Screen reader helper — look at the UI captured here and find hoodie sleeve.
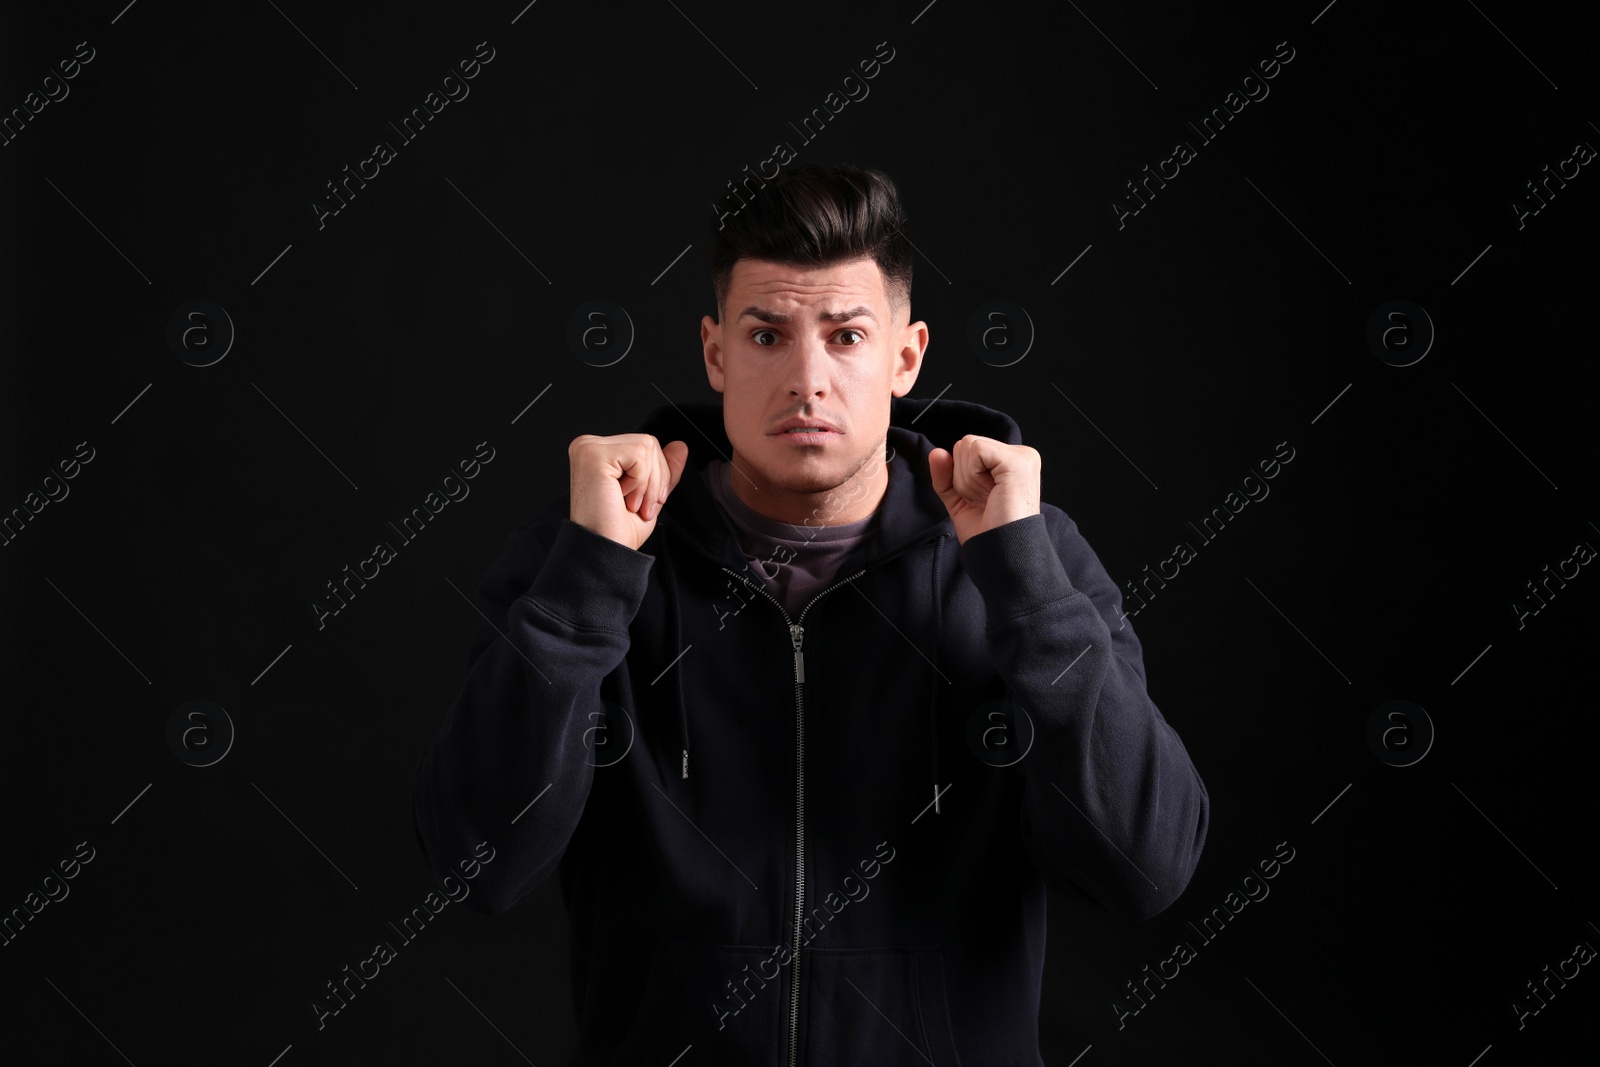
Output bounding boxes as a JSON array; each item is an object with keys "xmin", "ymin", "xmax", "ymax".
[
  {"xmin": 410, "ymin": 505, "xmax": 656, "ymax": 914},
  {"xmin": 957, "ymin": 508, "xmax": 1209, "ymax": 922}
]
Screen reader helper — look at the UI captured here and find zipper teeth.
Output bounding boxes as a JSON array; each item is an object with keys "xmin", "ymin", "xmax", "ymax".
[
  {"xmin": 721, "ymin": 566, "xmax": 867, "ymax": 1067},
  {"xmin": 792, "ymin": 646, "xmax": 805, "ymax": 1067}
]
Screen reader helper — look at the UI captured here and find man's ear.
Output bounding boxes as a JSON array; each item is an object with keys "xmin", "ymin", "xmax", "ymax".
[
  {"xmin": 702, "ymin": 314, "xmax": 726, "ymax": 393},
  {"xmin": 890, "ymin": 319, "xmax": 929, "ymax": 397}
]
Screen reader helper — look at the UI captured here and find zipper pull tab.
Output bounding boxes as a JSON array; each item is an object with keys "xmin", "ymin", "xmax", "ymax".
[
  {"xmin": 682, "ymin": 749, "xmax": 689, "ymax": 779},
  {"xmin": 789, "ymin": 623, "xmax": 805, "ymax": 683}
]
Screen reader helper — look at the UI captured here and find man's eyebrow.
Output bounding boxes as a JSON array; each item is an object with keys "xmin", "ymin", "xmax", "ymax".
[{"xmin": 736, "ymin": 305, "xmax": 879, "ymax": 325}]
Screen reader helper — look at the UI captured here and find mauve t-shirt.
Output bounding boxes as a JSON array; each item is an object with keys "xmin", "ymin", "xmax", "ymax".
[{"xmin": 703, "ymin": 456, "xmax": 889, "ymax": 619}]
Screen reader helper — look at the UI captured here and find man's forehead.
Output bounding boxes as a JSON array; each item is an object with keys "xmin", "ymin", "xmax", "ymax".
[{"xmin": 727, "ymin": 257, "xmax": 887, "ymax": 308}]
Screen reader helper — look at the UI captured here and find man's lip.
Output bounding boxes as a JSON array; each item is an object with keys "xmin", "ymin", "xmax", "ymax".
[{"xmin": 771, "ymin": 419, "xmax": 841, "ymax": 433}]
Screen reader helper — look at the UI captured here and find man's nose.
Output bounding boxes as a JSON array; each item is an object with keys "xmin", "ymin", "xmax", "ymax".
[{"xmin": 788, "ymin": 337, "xmax": 829, "ymax": 399}]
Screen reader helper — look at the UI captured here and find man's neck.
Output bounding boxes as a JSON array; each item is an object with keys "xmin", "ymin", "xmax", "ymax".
[{"xmin": 725, "ymin": 445, "xmax": 891, "ymax": 526}]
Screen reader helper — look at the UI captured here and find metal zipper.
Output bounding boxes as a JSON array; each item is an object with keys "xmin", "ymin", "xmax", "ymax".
[{"xmin": 720, "ymin": 564, "xmax": 867, "ymax": 1067}]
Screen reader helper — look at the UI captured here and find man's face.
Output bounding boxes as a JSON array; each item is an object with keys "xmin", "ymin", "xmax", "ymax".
[{"xmin": 701, "ymin": 256, "xmax": 927, "ymax": 516}]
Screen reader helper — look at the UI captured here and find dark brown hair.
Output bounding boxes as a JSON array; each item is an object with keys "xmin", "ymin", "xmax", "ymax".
[{"xmin": 709, "ymin": 161, "xmax": 913, "ymax": 322}]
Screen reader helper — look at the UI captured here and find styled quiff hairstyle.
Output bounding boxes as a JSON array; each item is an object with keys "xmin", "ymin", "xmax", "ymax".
[{"xmin": 709, "ymin": 161, "xmax": 913, "ymax": 323}]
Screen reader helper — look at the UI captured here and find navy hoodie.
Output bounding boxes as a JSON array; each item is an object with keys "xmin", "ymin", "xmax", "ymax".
[{"xmin": 411, "ymin": 394, "xmax": 1210, "ymax": 1066}]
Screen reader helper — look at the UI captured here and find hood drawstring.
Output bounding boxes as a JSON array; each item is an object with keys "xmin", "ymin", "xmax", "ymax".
[
  {"xmin": 660, "ymin": 542, "xmax": 692, "ymax": 780},
  {"xmin": 666, "ymin": 444, "xmax": 953, "ymax": 792},
  {"xmin": 929, "ymin": 532, "xmax": 946, "ymax": 814}
]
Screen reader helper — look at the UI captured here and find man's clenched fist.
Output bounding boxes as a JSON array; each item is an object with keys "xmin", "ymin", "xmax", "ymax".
[{"xmin": 568, "ymin": 434, "xmax": 689, "ymax": 551}]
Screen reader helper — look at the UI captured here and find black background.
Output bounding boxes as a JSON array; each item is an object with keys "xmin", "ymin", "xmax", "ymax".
[{"xmin": 2, "ymin": 0, "xmax": 1595, "ymax": 1064}]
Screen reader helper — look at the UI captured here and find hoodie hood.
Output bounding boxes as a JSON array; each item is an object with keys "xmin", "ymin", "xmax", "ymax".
[
  {"xmin": 632, "ymin": 392, "xmax": 1025, "ymax": 795},
  {"xmin": 635, "ymin": 393, "xmax": 1024, "ymax": 575}
]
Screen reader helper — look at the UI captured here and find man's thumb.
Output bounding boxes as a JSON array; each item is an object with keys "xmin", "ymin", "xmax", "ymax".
[
  {"xmin": 664, "ymin": 440, "xmax": 690, "ymax": 491},
  {"xmin": 928, "ymin": 447, "xmax": 956, "ymax": 503}
]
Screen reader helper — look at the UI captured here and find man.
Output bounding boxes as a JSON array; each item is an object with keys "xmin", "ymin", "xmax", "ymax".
[{"xmin": 411, "ymin": 161, "xmax": 1209, "ymax": 1065}]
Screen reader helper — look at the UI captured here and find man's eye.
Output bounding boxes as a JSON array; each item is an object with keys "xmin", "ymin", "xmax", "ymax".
[
  {"xmin": 835, "ymin": 328, "xmax": 866, "ymax": 345},
  {"xmin": 752, "ymin": 329, "xmax": 779, "ymax": 346}
]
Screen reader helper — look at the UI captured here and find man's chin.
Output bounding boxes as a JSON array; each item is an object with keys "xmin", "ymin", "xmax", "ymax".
[{"xmin": 753, "ymin": 453, "xmax": 849, "ymax": 495}]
